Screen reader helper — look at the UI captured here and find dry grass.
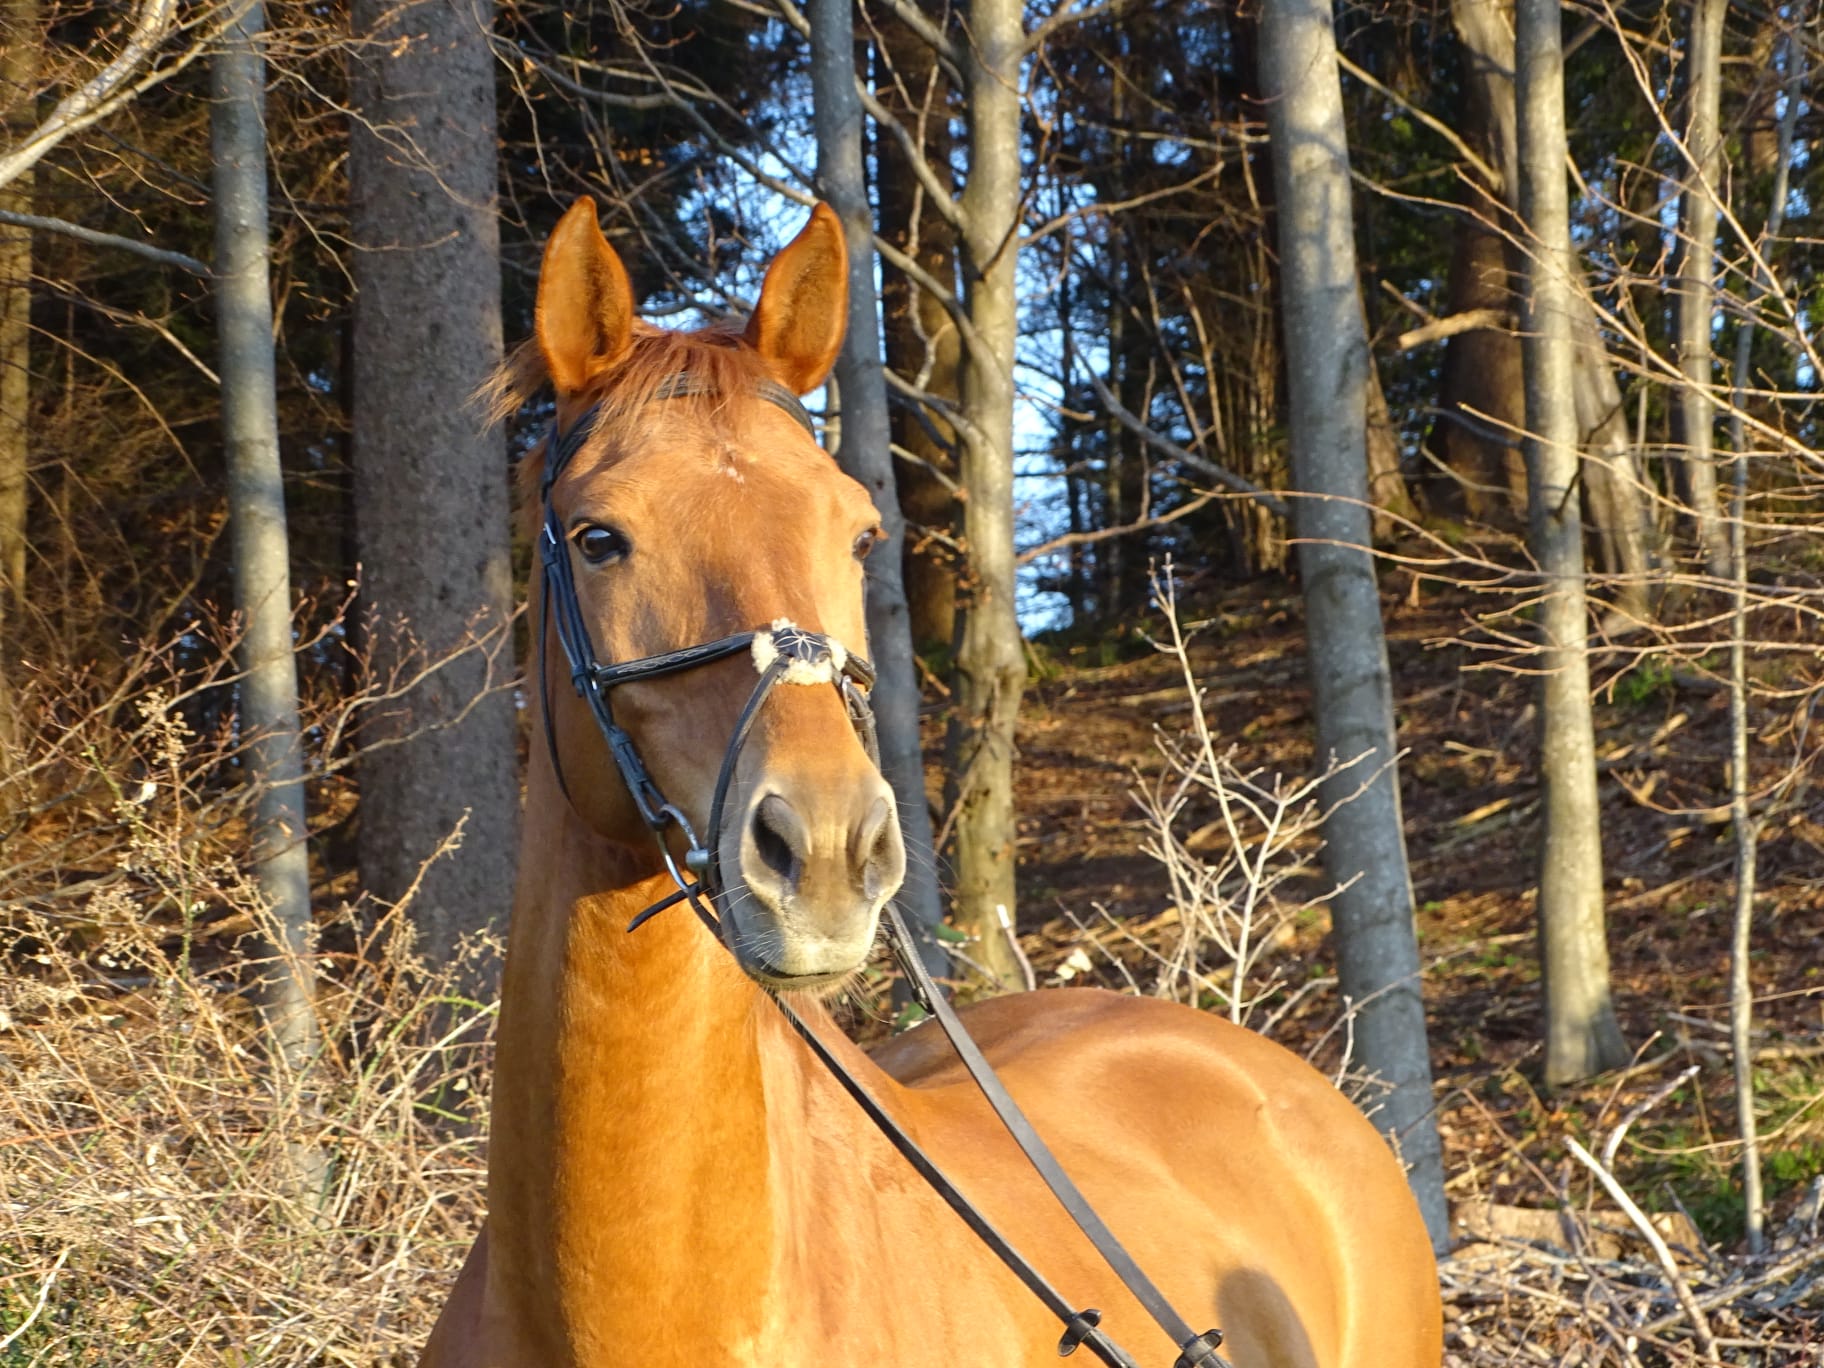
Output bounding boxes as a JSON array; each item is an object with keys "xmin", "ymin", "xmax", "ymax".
[
  {"xmin": 0, "ymin": 903, "xmax": 493, "ymax": 1366},
  {"xmin": 0, "ymin": 632, "xmax": 489, "ymax": 1366}
]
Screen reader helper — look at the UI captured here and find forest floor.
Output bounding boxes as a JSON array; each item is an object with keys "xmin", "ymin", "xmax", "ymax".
[{"xmin": 938, "ymin": 568, "xmax": 1824, "ymax": 1362}]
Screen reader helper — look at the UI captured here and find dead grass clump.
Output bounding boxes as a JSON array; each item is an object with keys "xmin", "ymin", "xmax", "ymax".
[
  {"xmin": 0, "ymin": 627, "xmax": 490, "ymax": 1364},
  {"xmin": 0, "ymin": 905, "xmax": 493, "ymax": 1365}
]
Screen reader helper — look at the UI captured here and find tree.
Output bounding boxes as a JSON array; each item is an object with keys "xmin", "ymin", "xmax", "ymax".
[
  {"xmin": 348, "ymin": 0, "xmax": 518, "ymax": 979},
  {"xmin": 943, "ymin": 0, "xmax": 1027, "ymax": 986},
  {"xmin": 808, "ymin": 0, "xmax": 947, "ymax": 982},
  {"xmin": 874, "ymin": 8, "xmax": 962, "ymax": 654},
  {"xmin": 1673, "ymin": 0, "xmax": 1730, "ymax": 578},
  {"xmin": 1513, "ymin": 0, "xmax": 1629, "ymax": 1087},
  {"xmin": 1444, "ymin": 0, "xmax": 1657, "ymax": 622},
  {"xmin": 1259, "ymin": 0, "xmax": 1447, "ymax": 1249},
  {"xmin": 211, "ymin": 0, "xmax": 326, "ymax": 1206},
  {"xmin": 0, "ymin": 0, "xmax": 32, "ymax": 746}
]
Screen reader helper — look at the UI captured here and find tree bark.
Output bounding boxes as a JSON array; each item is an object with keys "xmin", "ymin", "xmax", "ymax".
[
  {"xmin": 211, "ymin": 0, "xmax": 327, "ymax": 1211},
  {"xmin": 1673, "ymin": 0, "xmax": 1730, "ymax": 578},
  {"xmin": 944, "ymin": 0, "xmax": 1026, "ymax": 988},
  {"xmin": 0, "ymin": 0, "xmax": 35, "ymax": 747},
  {"xmin": 1448, "ymin": 0, "xmax": 1657, "ymax": 620},
  {"xmin": 808, "ymin": 0, "xmax": 948, "ymax": 985},
  {"xmin": 876, "ymin": 12, "xmax": 962, "ymax": 653},
  {"xmin": 1260, "ymin": 0, "xmax": 1448, "ymax": 1251},
  {"xmin": 1513, "ymin": 0, "xmax": 1629, "ymax": 1088},
  {"xmin": 349, "ymin": 0, "xmax": 516, "ymax": 983}
]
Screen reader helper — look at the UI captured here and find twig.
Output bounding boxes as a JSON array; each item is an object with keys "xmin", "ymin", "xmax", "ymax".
[
  {"xmin": 1563, "ymin": 1136, "xmax": 1719, "ymax": 1359},
  {"xmin": 0, "ymin": 1246, "xmax": 71, "ymax": 1352}
]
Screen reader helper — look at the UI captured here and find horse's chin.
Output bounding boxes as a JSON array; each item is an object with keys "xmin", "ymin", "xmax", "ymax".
[{"xmin": 717, "ymin": 886, "xmax": 882, "ymax": 991}]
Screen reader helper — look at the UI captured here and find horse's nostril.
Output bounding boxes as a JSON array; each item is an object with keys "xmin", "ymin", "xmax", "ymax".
[{"xmin": 750, "ymin": 793, "xmax": 804, "ymax": 888}]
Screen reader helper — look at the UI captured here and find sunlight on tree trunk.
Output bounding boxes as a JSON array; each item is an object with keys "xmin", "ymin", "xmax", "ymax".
[
  {"xmin": 1260, "ymin": 0, "xmax": 1447, "ymax": 1250},
  {"xmin": 211, "ymin": 0, "xmax": 327, "ymax": 1215},
  {"xmin": 1513, "ymin": 0, "xmax": 1629, "ymax": 1088},
  {"xmin": 809, "ymin": 0, "xmax": 947, "ymax": 986},
  {"xmin": 349, "ymin": 0, "xmax": 516, "ymax": 985},
  {"xmin": 1451, "ymin": 0, "xmax": 1656, "ymax": 622},
  {"xmin": 0, "ymin": 0, "xmax": 34, "ymax": 751},
  {"xmin": 945, "ymin": 0, "xmax": 1026, "ymax": 989},
  {"xmin": 1721, "ymin": 10, "xmax": 1804, "ymax": 1259},
  {"xmin": 1673, "ymin": 0, "xmax": 1730, "ymax": 579}
]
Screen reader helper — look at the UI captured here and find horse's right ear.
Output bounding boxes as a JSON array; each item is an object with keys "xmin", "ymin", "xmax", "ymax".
[{"xmin": 536, "ymin": 197, "xmax": 635, "ymax": 396}]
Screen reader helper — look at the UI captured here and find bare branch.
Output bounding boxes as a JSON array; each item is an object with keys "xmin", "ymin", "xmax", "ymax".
[
  {"xmin": 0, "ymin": 207, "xmax": 207, "ymax": 275},
  {"xmin": 1087, "ymin": 371, "xmax": 1289, "ymax": 519}
]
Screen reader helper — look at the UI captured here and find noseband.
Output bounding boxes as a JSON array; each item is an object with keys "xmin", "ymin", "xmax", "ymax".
[
  {"xmin": 536, "ymin": 375, "xmax": 878, "ymax": 930},
  {"xmin": 533, "ymin": 373, "xmax": 1229, "ymax": 1368}
]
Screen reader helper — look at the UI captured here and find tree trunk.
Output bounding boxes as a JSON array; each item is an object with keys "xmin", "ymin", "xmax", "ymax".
[
  {"xmin": 211, "ymin": 0, "xmax": 327, "ymax": 1211},
  {"xmin": 1449, "ymin": 0, "xmax": 1656, "ymax": 620},
  {"xmin": 1260, "ymin": 0, "xmax": 1448, "ymax": 1251},
  {"xmin": 0, "ymin": 0, "xmax": 35, "ymax": 748},
  {"xmin": 1513, "ymin": 0, "xmax": 1629, "ymax": 1088},
  {"xmin": 808, "ymin": 0, "xmax": 947, "ymax": 985},
  {"xmin": 944, "ymin": 0, "xmax": 1026, "ymax": 989},
  {"xmin": 1673, "ymin": 0, "xmax": 1730, "ymax": 578},
  {"xmin": 876, "ymin": 14, "xmax": 961, "ymax": 654},
  {"xmin": 349, "ymin": 0, "xmax": 516, "ymax": 983}
]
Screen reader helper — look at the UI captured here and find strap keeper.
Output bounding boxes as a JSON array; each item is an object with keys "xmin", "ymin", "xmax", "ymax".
[
  {"xmin": 1173, "ymin": 1330, "xmax": 1226, "ymax": 1368},
  {"xmin": 1056, "ymin": 1308, "xmax": 1103, "ymax": 1357}
]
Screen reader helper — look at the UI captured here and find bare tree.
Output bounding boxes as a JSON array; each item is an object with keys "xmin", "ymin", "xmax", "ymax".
[
  {"xmin": 1513, "ymin": 0, "xmax": 1628, "ymax": 1087},
  {"xmin": 1260, "ymin": 0, "xmax": 1447, "ymax": 1249},
  {"xmin": 943, "ymin": 0, "xmax": 1027, "ymax": 987},
  {"xmin": 1672, "ymin": 0, "xmax": 1730, "ymax": 578},
  {"xmin": 808, "ymin": 0, "xmax": 947, "ymax": 983},
  {"xmin": 349, "ymin": 0, "xmax": 517, "ymax": 979},
  {"xmin": 1449, "ymin": 0, "xmax": 1658, "ymax": 622},
  {"xmin": 0, "ymin": 0, "xmax": 32, "ymax": 746},
  {"xmin": 211, "ymin": 0, "xmax": 326, "ymax": 1208}
]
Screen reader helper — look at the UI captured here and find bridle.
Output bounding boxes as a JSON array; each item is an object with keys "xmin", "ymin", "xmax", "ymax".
[
  {"xmin": 534, "ymin": 375, "xmax": 1230, "ymax": 1368},
  {"xmin": 535, "ymin": 374, "xmax": 881, "ymax": 931}
]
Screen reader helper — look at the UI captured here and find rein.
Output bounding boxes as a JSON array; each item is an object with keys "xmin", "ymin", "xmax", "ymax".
[{"xmin": 535, "ymin": 379, "xmax": 1230, "ymax": 1368}]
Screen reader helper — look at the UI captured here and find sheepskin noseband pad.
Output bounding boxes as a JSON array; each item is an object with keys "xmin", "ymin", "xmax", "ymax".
[{"xmin": 751, "ymin": 619, "xmax": 848, "ymax": 685}]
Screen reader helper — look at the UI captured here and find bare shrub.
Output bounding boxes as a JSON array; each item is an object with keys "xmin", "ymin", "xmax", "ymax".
[{"xmin": 0, "ymin": 622, "xmax": 490, "ymax": 1364}]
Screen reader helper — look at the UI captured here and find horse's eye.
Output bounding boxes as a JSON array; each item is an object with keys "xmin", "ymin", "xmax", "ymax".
[
  {"xmin": 853, "ymin": 527, "xmax": 883, "ymax": 561},
  {"xmin": 575, "ymin": 525, "xmax": 630, "ymax": 565}
]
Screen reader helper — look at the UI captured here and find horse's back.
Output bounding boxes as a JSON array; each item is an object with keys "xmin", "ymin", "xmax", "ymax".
[{"xmin": 871, "ymin": 988, "xmax": 1442, "ymax": 1367}]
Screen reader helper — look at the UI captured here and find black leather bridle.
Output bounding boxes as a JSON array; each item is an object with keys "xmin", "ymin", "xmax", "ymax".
[{"xmin": 534, "ymin": 377, "xmax": 1230, "ymax": 1368}]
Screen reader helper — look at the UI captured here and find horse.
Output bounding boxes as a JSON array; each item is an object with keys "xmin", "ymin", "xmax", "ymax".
[{"xmin": 418, "ymin": 198, "xmax": 1443, "ymax": 1368}]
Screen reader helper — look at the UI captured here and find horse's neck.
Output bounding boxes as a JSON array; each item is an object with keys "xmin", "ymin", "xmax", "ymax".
[{"xmin": 488, "ymin": 785, "xmax": 799, "ymax": 1360}]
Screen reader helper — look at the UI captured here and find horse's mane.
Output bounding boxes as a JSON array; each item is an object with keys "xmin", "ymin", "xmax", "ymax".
[{"xmin": 488, "ymin": 321, "xmax": 787, "ymax": 520}]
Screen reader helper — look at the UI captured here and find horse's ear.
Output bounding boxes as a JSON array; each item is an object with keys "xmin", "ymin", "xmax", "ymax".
[
  {"xmin": 744, "ymin": 203, "xmax": 849, "ymax": 395},
  {"xmin": 536, "ymin": 197, "xmax": 635, "ymax": 396}
]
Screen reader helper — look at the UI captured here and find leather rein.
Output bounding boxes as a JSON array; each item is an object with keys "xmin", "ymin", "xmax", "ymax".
[{"xmin": 535, "ymin": 378, "xmax": 1230, "ymax": 1368}]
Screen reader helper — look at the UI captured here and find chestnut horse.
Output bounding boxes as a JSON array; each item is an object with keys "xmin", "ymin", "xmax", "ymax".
[{"xmin": 418, "ymin": 200, "xmax": 1442, "ymax": 1368}]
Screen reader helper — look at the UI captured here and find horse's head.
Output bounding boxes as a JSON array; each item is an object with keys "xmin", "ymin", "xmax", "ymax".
[{"xmin": 526, "ymin": 198, "xmax": 906, "ymax": 988}]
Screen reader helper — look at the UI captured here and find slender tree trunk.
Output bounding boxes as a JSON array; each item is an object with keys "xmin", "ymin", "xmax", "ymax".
[
  {"xmin": 0, "ymin": 0, "xmax": 36, "ymax": 748},
  {"xmin": 1513, "ymin": 0, "xmax": 1629, "ymax": 1087},
  {"xmin": 349, "ymin": 0, "xmax": 516, "ymax": 984},
  {"xmin": 1722, "ymin": 11, "xmax": 1803, "ymax": 1259},
  {"xmin": 1260, "ymin": 0, "xmax": 1448, "ymax": 1251},
  {"xmin": 1673, "ymin": 0, "xmax": 1730, "ymax": 578},
  {"xmin": 1450, "ymin": 0, "xmax": 1656, "ymax": 620},
  {"xmin": 808, "ymin": 0, "xmax": 947, "ymax": 985},
  {"xmin": 944, "ymin": 0, "xmax": 1026, "ymax": 988},
  {"xmin": 211, "ymin": 0, "xmax": 327, "ymax": 1211},
  {"xmin": 876, "ymin": 14, "xmax": 962, "ymax": 654}
]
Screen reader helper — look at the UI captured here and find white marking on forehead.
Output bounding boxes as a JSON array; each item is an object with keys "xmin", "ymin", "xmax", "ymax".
[{"xmin": 750, "ymin": 618, "xmax": 847, "ymax": 685}]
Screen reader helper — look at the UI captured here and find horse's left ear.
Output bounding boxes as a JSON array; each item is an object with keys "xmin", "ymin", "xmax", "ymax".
[{"xmin": 744, "ymin": 204, "xmax": 849, "ymax": 395}]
